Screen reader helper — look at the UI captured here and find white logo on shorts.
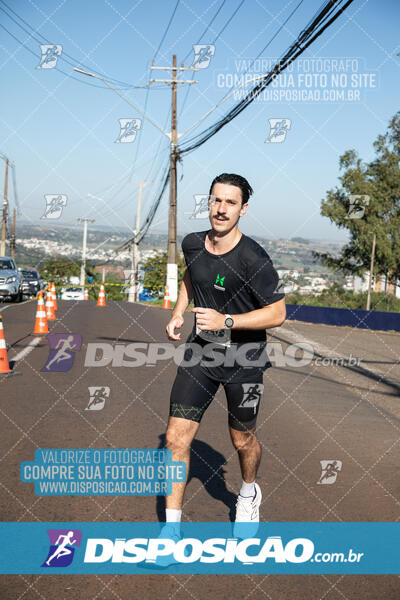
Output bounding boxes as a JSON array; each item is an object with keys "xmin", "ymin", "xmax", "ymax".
[{"xmin": 239, "ymin": 383, "xmax": 264, "ymax": 413}]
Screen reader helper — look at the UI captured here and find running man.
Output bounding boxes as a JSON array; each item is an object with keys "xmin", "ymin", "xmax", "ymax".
[
  {"xmin": 45, "ymin": 531, "xmax": 77, "ymax": 566},
  {"xmin": 163, "ymin": 173, "xmax": 286, "ymax": 542},
  {"xmin": 44, "ymin": 335, "xmax": 77, "ymax": 371}
]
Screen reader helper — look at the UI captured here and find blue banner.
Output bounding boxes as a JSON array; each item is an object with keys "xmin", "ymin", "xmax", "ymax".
[
  {"xmin": 20, "ymin": 449, "xmax": 186, "ymax": 496},
  {"xmin": 286, "ymin": 304, "xmax": 400, "ymax": 332},
  {"xmin": 0, "ymin": 522, "xmax": 398, "ymax": 574}
]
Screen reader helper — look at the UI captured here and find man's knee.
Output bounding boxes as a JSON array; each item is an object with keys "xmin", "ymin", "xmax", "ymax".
[
  {"xmin": 165, "ymin": 419, "xmax": 198, "ymax": 453},
  {"xmin": 230, "ymin": 428, "xmax": 258, "ymax": 451}
]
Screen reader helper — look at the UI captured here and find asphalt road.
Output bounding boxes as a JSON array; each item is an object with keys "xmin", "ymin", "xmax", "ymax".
[{"xmin": 0, "ymin": 299, "xmax": 399, "ymax": 599}]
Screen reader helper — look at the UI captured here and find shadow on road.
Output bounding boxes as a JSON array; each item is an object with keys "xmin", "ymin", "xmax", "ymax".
[{"xmin": 156, "ymin": 433, "xmax": 237, "ymax": 523}]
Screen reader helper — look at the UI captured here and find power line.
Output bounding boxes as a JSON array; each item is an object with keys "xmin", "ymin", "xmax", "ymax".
[
  {"xmin": 126, "ymin": 0, "xmax": 235, "ymax": 243},
  {"xmin": 180, "ymin": 0, "xmax": 240, "ymax": 118},
  {"xmin": 88, "ymin": 0, "xmax": 183, "ymax": 220},
  {"xmin": 153, "ymin": 0, "xmax": 181, "ymax": 62},
  {"xmin": 183, "ymin": 0, "xmax": 227, "ymax": 63},
  {"xmin": 112, "ymin": 0, "xmax": 182, "ymax": 225},
  {"xmin": 128, "ymin": 0, "xmax": 355, "ymax": 247},
  {"xmin": 179, "ymin": 0, "xmax": 306, "ymax": 137},
  {"xmin": 0, "ymin": 0, "xmax": 146, "ymax": 89},
  {"xmin": 211, "ymin": 0, "xmax": 246, "ymax": 43},
  {"xmin": 0, "ymin": 22, "xmax": 146, "ymax": 90},
  {"xmin": 179, "ymin": 0, "xmax": 355, "ymax": 156}
]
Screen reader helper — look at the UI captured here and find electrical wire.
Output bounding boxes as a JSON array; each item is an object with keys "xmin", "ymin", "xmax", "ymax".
[
  {"xmin": 0, "ymin": 22, "xmax": 142, "ymax": 90},
  {"xmin": 133, "ymin": 0, "xmax": 246, "ymax": 246},
  {"xmin": 152, "ymin": 0, "xmax": 181, "ymax": 62},
  {"xmin": 179, "ymin": 0, "xmax": 234, "ymax": 117},
  {"xmin": 0, "ymin": 0, "xmax": 146, "ymax": 89},
  {"xmin": 92, "ymin": 0, "xmax": 182, "ymax": 230},
  {"xmin": 121, "ymin": 0, "xmax": 355, "ymax": 249},
  {"xmin": 179, "ymin": 0, "xmax": 355, "ymax": 155},
  {"xmin": 178, "ymin": 0, "xmax": 306, "ymax": 140},
  {"xmin": 112, "ymin": 0, "xmax": 182, "ymax": 239}
]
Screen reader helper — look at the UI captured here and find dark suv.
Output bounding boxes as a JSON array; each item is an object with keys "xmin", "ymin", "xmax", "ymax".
[{"xmin": 19, "ymin": 269, "xmax": 44, "ymax": 297}]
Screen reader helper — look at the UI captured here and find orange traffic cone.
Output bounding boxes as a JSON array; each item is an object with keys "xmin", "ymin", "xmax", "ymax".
[
  {"xmin": 0, "ymin": 315, "xmax": 12, "ymax": 376},
  {"xmin": 97, "ymin": 284, "xmax": 106, "ymax": 307},
  {"xmin": 33, "ymin": 292, "xmax": 49, "ymax": 334},
  {"xmin": 162, "ymin": 285, "xmax": 171, "ymax": 309},
  {"xmin": 51, "ymin": 282, "xmax": 58, "ymax": 311},
  {"xmin": 45, "ymin": 290, "xmax": 56, "ymax": 320},
  {"xmin": 84, "ymin": 288, "xmax": 89, "ymax": 301}
]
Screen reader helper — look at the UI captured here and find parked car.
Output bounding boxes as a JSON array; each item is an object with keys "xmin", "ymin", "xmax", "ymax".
[
  {"xmin": 61, "ymin": 287, "xmax": 85, "ymax": 301},
  {"xmin": 0, "ymin": 256, "xmax": 22, "ymax": 302},
  {"xmin": 19, "ymin": 268, "xmax": 44, "ymax": 297}
]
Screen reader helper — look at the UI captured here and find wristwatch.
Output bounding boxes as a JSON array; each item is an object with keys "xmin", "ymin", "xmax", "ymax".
[{"xmin": 224, "ymin": 314, "xmax": 234, "ymax": 329}]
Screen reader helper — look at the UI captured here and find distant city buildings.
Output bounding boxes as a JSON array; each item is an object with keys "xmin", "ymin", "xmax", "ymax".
[
  {"xmin": 348, "ymin": 273, "xmax": 400, "ymax": 298},
  {"xmin": 17, "ymin": 232, "xmax": 400, "ymax": 298},
  {"xmin": 18, "ymin": 237, "xmax": 158, "ymax": 266},
  {"xmin": 277, "ymin": 269, "xmax": 330, "ymax": 295}
]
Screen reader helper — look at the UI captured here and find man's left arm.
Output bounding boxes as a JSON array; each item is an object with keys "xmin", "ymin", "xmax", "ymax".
[
  {"xmin": 231, "ymin": 297, "xmax": 286, "ymax": 329},
  {"xmin": 192, "ymin": 298, "xmax": 286, "ymax": 331},
  {"xmin": 193, "ymin": 256, "xmax": 286, "ymax": 331}
]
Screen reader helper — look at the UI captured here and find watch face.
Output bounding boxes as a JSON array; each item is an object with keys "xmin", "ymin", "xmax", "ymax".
[{"xmin": 225, "ymin": 317, "xmax": 234, "ymax": 328}]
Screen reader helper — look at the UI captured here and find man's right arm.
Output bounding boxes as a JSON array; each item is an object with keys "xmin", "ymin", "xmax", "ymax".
[
  {"xmin": 166, "ymin": 269, "xmax": 193, "ymax": 340},
  {"xmin": 173, "ymin": 269, "xmax": 193, "ymax": 317}
]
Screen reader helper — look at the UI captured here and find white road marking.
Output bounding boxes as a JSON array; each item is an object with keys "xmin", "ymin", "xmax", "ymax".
[
  {"xmin": 278, "ymin": 326, "xmax": 339, "ymax": 357},
  {"xmin": 11, "ymin": 337, "xmax": 42, "ymax": 362}
]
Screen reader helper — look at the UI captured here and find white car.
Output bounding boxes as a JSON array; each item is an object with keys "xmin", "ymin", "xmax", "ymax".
[{"xmin": 61, "ymin": 286, "xmax": 85, "ymax": 301}]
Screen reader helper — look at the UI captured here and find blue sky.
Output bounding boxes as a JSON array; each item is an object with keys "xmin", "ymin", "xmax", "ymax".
[{"xmin": 0, "ymin": 0, "xmax": 399, "ymax": 242}]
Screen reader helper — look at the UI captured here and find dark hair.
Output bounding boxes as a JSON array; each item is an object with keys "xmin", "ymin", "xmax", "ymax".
[{"xmin": 209, "ymin": 173, "xmax": 253, "ymax": 205}]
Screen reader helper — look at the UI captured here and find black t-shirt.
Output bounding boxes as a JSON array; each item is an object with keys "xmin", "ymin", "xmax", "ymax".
[{"xmin": 180, "ymin": 230, "xmax": 285, "ymax": 383}]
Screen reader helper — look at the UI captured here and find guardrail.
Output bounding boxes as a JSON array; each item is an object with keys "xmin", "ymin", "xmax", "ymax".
[{"xmin": 286, "ymin": 304, "xmax": 400, "ymax": 332}]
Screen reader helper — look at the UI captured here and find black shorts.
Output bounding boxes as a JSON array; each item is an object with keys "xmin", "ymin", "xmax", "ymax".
[{"xmin": 169, "ymin": 364, "xmax": 264, "ymax": 431}]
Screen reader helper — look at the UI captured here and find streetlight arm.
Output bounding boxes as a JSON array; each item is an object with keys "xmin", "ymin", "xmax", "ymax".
[{"xmin": 73, "ymin": 67, "xmax": 170, "ymax": 138}]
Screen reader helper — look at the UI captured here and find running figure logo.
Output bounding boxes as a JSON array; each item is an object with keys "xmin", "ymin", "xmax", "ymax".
[
  {"xmin": 273, "ymin": 279, "xmax": 285, "ymax": 295},
  {"xmin": 239, "ymin": 384, "xmax": 264, "ymax": 414},
  {"xmin": 122, "ymin": 269, "xmax": 135, "ymax": 294},
  {"xmin": 346, "ymin": 195, "xmax": 370, "ymax": 219},
  {"xmin": 115, "ymin": 118, "xmax": 142, "ymax": 143},
  {"xmin": 187, "ymin": 195, "xmax": 211, "ymax": 220},
  {"xmin": 192, "ymin": 44, "xmax": 215, "ymax": 69},
  {"xmin": 42, "ymin": 529, "xmax": 82, "ymax": 567},
  {"xmin": 41, "ymin": 334, "xmax": 82, "ymax": 372},
  {"xmin": 317, "ymin": 460, "xmax": 342, "ymax": 485},
  {"xmin": 86, "ymin": 386, "xmax": 110, "ymax": 411},
  {"xmin": 265, "ymin": 118, "xmax": 291, "ymax": 143},
  {"xmin": 37, "ymin": 44, "xmax": 62, "ymax": 69},
  {"xmin": 41, "ymin": 194, "xmax": 67, "ymax": 220}
]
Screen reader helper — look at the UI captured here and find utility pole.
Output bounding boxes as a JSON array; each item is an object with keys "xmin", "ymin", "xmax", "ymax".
[
  {"xmin": 1, "ymin": 158, "xmax": 9, "ymax": 256},
  {"xmin": 150, "ymin": 56, "xmax": 198, "ymax": 301},
  {"xmin": 128, "ymin": 179, "xmax": 152, "ymax": 303},
  {"xmin": 366, "ymin": 231, "xmax": 376, "ymax": 311},
  {"xmin": 168, "ymin": 54, "xmax": 178, "ymax": 302},
  {"xmin": 10, "ymin": 208, "xmax": 16, "ymax": 260},
  {"xmin": 74, "ymin": 61, "xmax": 199, "ymax": 301},
  {"xmin": 77, "ymin": 218, "xmax": 95, "ymax": 287}
]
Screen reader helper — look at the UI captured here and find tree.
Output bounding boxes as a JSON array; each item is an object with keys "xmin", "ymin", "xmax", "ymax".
[
  {"xmin": 314, "ymin": 112, "xmax": 400, "ymax": 283},
  {"xmin": 41, "ymin": 257, "xmax": 98, "ymax": 286},
  {"xmin": 41, "ymin": 257, "xmax": 80, "ymax": 284},
  {"xmin": 142, "ymin": 251, "xmax": 186, "ymax": 296}
]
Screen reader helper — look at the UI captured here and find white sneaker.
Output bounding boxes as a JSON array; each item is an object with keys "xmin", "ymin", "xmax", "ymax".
[{"xmin": 233, "ymin": 482, "xmax": 262, "ymax": 539}]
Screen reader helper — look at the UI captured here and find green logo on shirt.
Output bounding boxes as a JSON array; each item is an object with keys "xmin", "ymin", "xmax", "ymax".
[{"xmin": 214, "ymin": 274, "xmax": 226, "ymax": 291}]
